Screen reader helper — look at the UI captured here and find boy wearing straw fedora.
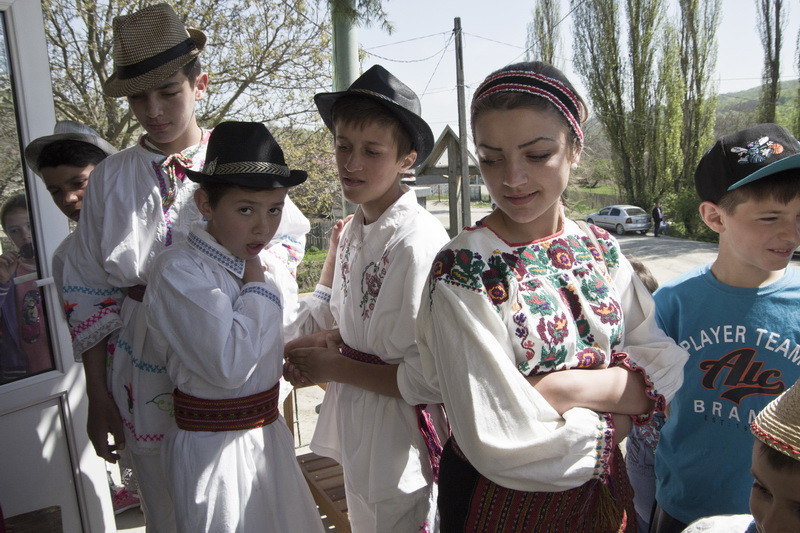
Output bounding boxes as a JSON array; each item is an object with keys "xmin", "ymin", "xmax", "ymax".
[
  {"xmin": 683, "ymin": 380, "xmax": 800, "ymax": 533},
  {"xmin": 144, "ymin": 121, "xmax": 323, "ymax": 533},
  {"xmin": 650, "ymin": 124, "xmax": 800, "ymax": 533},
  {"xmin": 60, "ymin": 5, "xmax": 310, "ymax": 530},
  {"xmin": 59, "ymin": 4, "xmax": 210, "ymax": 529},
  {"xmin": 284, "ymin": 65, "xmax": 449, "ymax": 532}
]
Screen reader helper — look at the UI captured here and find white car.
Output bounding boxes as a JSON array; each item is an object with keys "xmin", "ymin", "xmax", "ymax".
[{"xmin": 586, "ymin": 205, "xmax": 651, "ymax": 235}]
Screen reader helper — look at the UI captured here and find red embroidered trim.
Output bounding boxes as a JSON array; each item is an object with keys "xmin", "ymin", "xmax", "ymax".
[
  {"xmin": 751, "ymin": 423, "xmax": 800, "ymax": 456},
  {"xmin": 609, "ymin": 351, "xmax": 666, "ymax": 425}
]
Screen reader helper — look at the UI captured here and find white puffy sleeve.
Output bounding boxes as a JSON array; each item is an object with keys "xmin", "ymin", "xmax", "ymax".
[
  {"xmin": 597, "ymin": 233, "xmax": 688, "ymax": 404},
  {"xmin": 417, "ymin": 273, "xmax": 616, "ymax": 492}
]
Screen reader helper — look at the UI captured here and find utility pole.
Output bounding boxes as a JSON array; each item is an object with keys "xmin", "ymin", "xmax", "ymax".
[
  {"xmin": 331, "ymin": 0, "xmax": 359, "ymax": 214},
  {"xmin": 455, "ymin": 17, "xmax": 471, "ymax": 229}
]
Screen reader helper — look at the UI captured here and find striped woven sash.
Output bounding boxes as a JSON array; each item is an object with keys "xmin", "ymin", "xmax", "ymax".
[
  {"xmin": 173, "ymin": 382, "xmax": 280, "ymax": 432},
  {"xmin": 340, "ymin": 342, "xmax": 444, "ymax": 481},
  {"xmin": 126, "ymin": 284, "xmax": 147, "ymax": 302}
]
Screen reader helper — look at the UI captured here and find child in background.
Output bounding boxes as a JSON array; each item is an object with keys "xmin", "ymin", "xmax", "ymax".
[
  {"xmin": 622, "ymin": 256, "xmax": 662, "ymax": 533},
  {"xmin": 144, "ymin": 121, "xmax": 322, "ymax": 533},
  {"xmin": 284, "ymin": 65, "xmax": 449, "ymax": 532},
  {"xmin": 24, "ymin": 120, "xmax": 141, "ymax": 514},
  {"xmin": 651, "ymin": 124, "xmax": 800, "ymax": 532},
  {"xmin": 0, "ymin": 194, "xmax": 52, "ymax": 382},
  {"xmin": 683, "ymin": 379, "xmax": 800, "ymax": 533}
]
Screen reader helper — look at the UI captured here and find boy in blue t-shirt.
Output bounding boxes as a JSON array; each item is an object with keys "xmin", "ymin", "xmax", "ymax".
[{"xmin": 650, "ymin": 123, "xmax": 800, "ymax": 533}]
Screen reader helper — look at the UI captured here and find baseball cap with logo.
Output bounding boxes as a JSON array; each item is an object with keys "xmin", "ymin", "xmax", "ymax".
[{"xmin": 694, "ymin": 123, "xmax": 800, "ymax": 203}]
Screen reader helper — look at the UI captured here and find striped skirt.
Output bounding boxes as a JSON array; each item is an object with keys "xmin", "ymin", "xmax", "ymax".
[{"xmin": 438, "ymin": 438, "xmax": 636, "ymax": 532}]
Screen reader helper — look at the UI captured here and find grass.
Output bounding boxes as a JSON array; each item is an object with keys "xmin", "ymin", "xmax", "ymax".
[{"xmin": 297, "ymin": 248, "xmax": 328, "ymax": 293}]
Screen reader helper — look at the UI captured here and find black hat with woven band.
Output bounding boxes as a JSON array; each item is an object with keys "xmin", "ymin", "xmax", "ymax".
[
  {"xmin": 103, "ymin": 3, "xmax": 206, "ymax": 97},
  {"xmin": 185, "ymin": 121, "xmax": 307, "ymax": 188}
]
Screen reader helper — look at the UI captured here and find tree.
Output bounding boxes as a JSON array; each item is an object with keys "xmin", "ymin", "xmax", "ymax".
[
  {"xmin": 571, "ymin": 0, "xmax": 667, "ymax": 209},
  {"xmin": 39, "ymin": 0, "xmax": 350, "ymax": 218},
  {"xmin": 755, "ymin": 0, "xmax": 786, "ymax": 123},
  {"xmin": 525, "ymin": 0, "xmax": 561, "ymax": 65},
  {"xmin": 42, "ymin": 0, "xmax": 333, "ymax": 148},
  {"xmin": 795, "ymin": 26, "xmax": 800, "ymax": 136},
  {"xmin": 0, "ymin": 25, "xmax": 24, "ymax": 204},
  {"xmin": 675, "ymin": 0, "xmax": 720, "ymax": 235}
]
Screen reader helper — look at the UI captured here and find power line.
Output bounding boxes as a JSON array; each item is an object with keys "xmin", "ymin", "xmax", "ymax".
[
  {"xmin": 363, "ymin": 31, "xmax": 451, "ymax": 50},
  {"xmin": 364, "ymin": 44, "xmax": 451, "ymax": 63},
  {"xmin": 421, "ymin": 31, "xmax": 455, "ymax": 96}
]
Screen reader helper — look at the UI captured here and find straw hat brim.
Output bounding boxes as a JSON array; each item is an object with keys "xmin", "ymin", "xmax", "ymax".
[
  {"xmin": 24, "ymin": 133, "xmax": 118, "ymax": 175},
  {"xmin": 751, "ymin": 383, "xmax": 800, "ymax": 460},
  {"xmin": 103, "ymin": 29, "xmax": 205, "ymax": 98},
  {"xmin": 315, "ymin": 91, "xmax": 434, "ymax": 169}
]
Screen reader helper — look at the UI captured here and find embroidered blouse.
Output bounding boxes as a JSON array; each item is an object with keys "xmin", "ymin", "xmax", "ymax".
[
  {"xmin": 145, "ymin": 225, "xmax": 285, "ymax": 399},
  {"xmin": 416, "ymin": 216, "xmax": 687, "ymax": 492},
  {"xmin": 293, "ymin": 187, "xmax": 450, "ymax": 502}
]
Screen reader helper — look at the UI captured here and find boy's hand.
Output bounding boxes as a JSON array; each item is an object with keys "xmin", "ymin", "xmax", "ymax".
[
  {"xmin": 243, "ymin": 256, "xmax": 266, "ymax": 284},
  {"xmin": 0, "ymin": 251, "xmax": 19, "ymax": 284},
  {"xmin": 284, "ymin": 328, "xmax": 342, "ymax": 355},
  {"xmin": 286, "ymin": 341, "xmax": 341, "ymax": 385},
  {"xmin": 611, "ymin": 413, "xmax": 632, "ymax": 447},
  {"xmin": 86, "ymin": 393, "xmax": 126, "ymax": 463},
  {"xmin": 318, "ymin": 216, "xmax": 353, "ymax": 288}
]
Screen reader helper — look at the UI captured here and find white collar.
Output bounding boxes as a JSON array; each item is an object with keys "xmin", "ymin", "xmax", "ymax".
[{"xmin": 187, "ymin": 223, "xmax": 245, "ymax": 279}]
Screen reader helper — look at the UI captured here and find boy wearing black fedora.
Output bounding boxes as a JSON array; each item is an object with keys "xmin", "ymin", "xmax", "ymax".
[
  {"xmin": 284, "ymin": 65, "xmax": 449, "ymax": 531},
  {"xmin": 143, "ymin": 121, "xmax": 323, "ymax": 532},
  {"xmin": 649, "ymin": 124, "xmax": 800, "ymax": 533}
]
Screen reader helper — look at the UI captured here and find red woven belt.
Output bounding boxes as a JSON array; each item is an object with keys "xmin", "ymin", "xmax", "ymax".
[
  {"xmin": 126, "ymin": 284, "xmax": 147, "ymax": 302},
  {"xmin": 173, "ymin": 382, "xmax": 280, "ymax": 432}
]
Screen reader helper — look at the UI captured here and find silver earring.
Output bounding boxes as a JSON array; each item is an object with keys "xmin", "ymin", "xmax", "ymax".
[{"xmin": 571, "ymin": 162, "xmax": 578, "ymax": 169}]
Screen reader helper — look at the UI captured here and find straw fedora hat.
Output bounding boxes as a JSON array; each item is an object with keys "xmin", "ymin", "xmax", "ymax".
[
  {"xmin": 103, "ymin": 3, "xmax": 206, "ymax": 97},
  {"xmin": 25, "ymin": 121, "xmax": 118, "ymax": 175},
  {"xmin": 751, "ymin": 381, "xmax": 800, "ymax": 460},
  {"xmin": 185, "ymin": 122, "xmax": 307, "ymax": 189},
  {"xmin": 314, "ymin": 65, "xmax": 434, "ymax": 168}
]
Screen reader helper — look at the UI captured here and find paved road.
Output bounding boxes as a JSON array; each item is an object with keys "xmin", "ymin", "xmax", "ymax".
[{"xmin": 427, "ymin": 199, "xmax": 800, "ymax": 285}]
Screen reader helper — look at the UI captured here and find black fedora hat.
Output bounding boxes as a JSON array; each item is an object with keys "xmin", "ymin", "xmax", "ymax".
[
  {"xmin": 185, "ymin": 122, "xmax": 307, "ymax": 188},
  {"xmin": 314, "ymin": 65, "xmax": 434, "ymax": 168}
]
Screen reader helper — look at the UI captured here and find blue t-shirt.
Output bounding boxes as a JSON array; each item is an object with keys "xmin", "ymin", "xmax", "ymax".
[{"xmin": 653, "ymin": 265, "xmax": 800, "ymax": 524}]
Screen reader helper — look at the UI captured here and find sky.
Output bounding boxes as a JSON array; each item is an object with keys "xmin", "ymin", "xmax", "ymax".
[{"xmin": 355, "ymin": 0, "xmax": 800, "ymax": 134}]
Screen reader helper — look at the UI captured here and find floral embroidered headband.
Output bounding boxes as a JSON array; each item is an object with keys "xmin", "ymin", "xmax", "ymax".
[{"xmin": 471, "ymin": 70, "xmax": 584, "ymax": 145}]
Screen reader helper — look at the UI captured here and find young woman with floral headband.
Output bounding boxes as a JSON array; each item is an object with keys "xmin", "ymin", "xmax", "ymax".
[{"xmin": 415, "ymin": 61, "xmax": 689, "ymax": 532}]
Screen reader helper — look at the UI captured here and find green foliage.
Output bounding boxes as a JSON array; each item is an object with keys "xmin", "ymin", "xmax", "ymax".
[
  {"xmin": 526, "ymin": 0, "xmax": 561, "ymax": 65},
  {"xmin": 41, "ymin": 0, "xmax": 333, "ymax": 148},
  {"xmin": 296, "ymin": 251, "xmax": 327, "ymax": 293},
  {"xmin": 277, "ymin": 127, "xmax": 340, "ymax": 217}
]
